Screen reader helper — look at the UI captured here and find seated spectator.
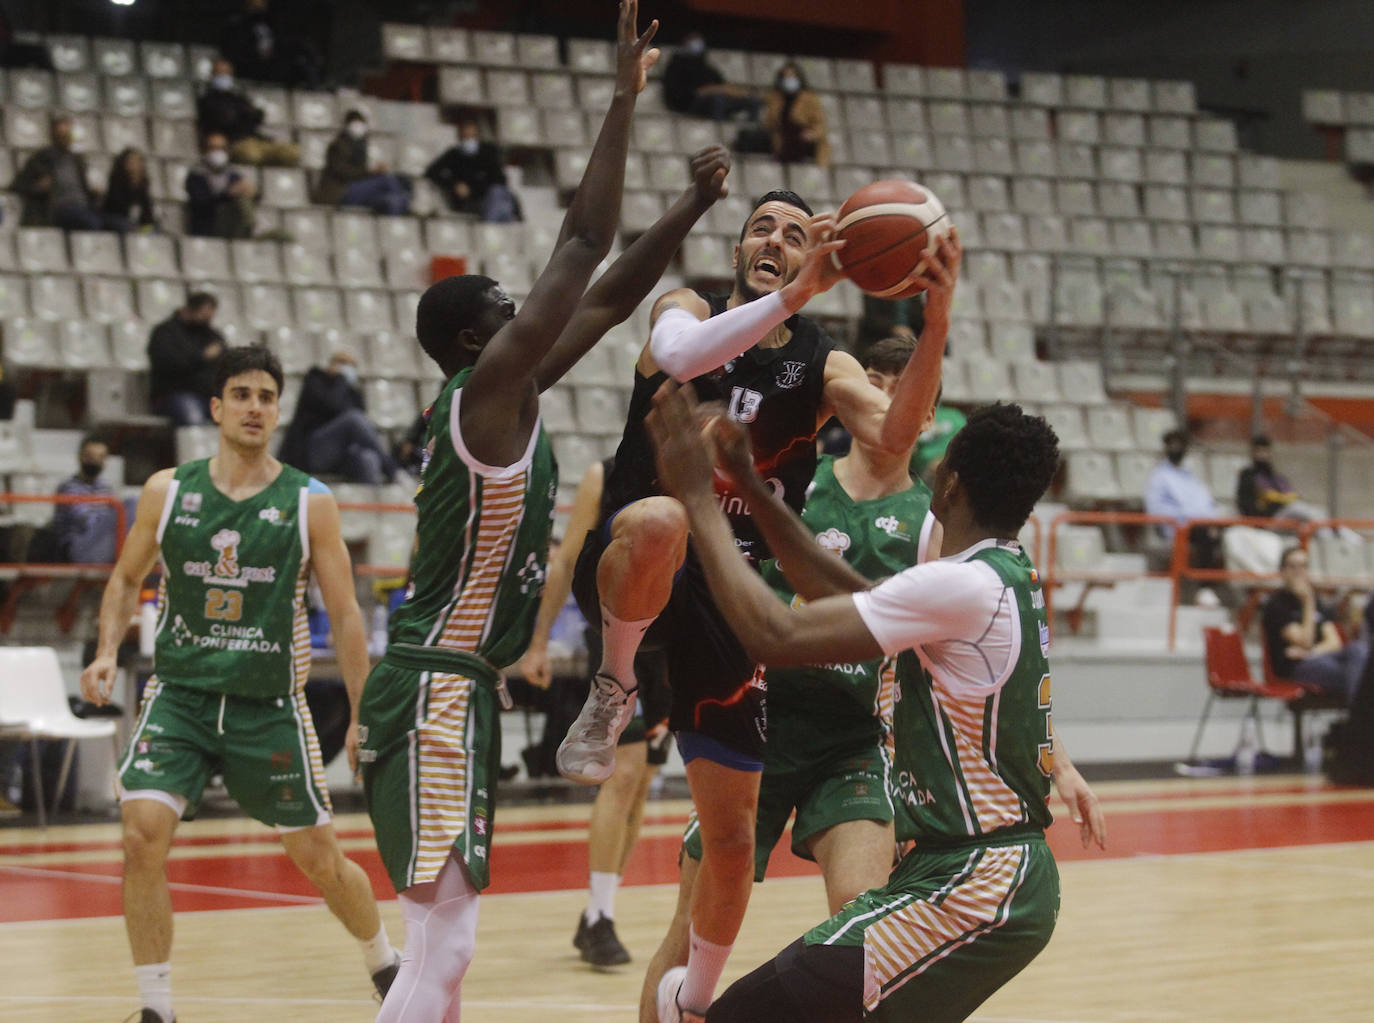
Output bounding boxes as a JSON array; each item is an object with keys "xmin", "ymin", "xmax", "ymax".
[
  {"xmin": 1143, "ymin": 428, "xmax": 1230, "ymax": 604},
  {"xmin": 278, "ymin": 351, "xmax": 399, "ymax": 485},
  {"xmin": 1237, "ymin": 433, "xmax": 1325, "ymax": 523},
  {"xmin": 196, "ymin": 57, "xmax": 300, "ymax": 167},
  {"xmin": 424, "ymin": 121, "xmax": 521, "ymax": 222},
  {"xmin": 315, "ymin": 109, "xmax": 410, "ymax": 215},
  {"xmin": 101, "ymin": 147, "xmax": 156, "ymax": 233},
  {"xmin": 50, "ymin": 436, "xmax": 118, "ymax": 563},
  {"xmin": 1262, "ymin": 546, "xmax": 1368, "ymax": 701},
  {"xmin": 11, "ymin": 114, "xmax": 122, "ymax": 231},
  {"xmin": 219, "ymin": 0, "xmax": 322, "ymax": 89},
  {"xmin": 147, "ymin": 292, "xmax": 225, "ymax": 426},
  {"xmin": 763, "ymin": 62, "xmax": 830, "ymax": 166},
  {"xmin": 185, "ymin": 132, "xmax": 257, "ymax": 238},
  {"xmin": 662, "ymin": 32, "xmax": 760, "ymax": 121}
]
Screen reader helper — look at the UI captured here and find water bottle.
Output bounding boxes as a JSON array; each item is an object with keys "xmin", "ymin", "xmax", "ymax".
[
  {"xmin": 1234, "ymin": 728, "xmax": 1257, "ymax": 776},
  {"xmin": 1304, "ymin": 729, "xmax": 1324, "ymax": 774}
]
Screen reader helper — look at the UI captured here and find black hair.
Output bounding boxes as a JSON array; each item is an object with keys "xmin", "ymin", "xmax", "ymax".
[
  {"xmin": 1279, "ymin": 544, "xmax": 1307, "ymax": 569},
  {"xmin": 861, "ymin": 335, "xmax": 916, "ymax": 376},
  {"xmin": 1252, "ymin": 433, "xmax": 1273, "ymax": 447},
  {"xmin": 415, "ymin": 273, "xmax": 499, "ymax": 371},
  {"xmin": 185, "ymin": 290, "xmax": 219, "ymax": 312},
  {"xmin": 1163, "ymin": 428, "xmax": 1188, "ymax": 447},
  {"xmin": 739, "ymin": 189, "xmax": 814, "ymax": 241},
  {"xmin": 213, "ymin": 345, "xmax": 284, "ymax": 398},
  {"xmin": 79, "ymin": 432, "xmax": 106, "ymax": 451},
  {"xmin": 942, "ymin": 403, "xmax": 1059, "ymax": 536},
  {"xmin": 344, "ymin": 108, "xmax": 366, "ymax": 123}
]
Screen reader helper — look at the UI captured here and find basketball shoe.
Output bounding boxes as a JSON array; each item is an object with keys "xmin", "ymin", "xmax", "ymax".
[
  {"xmin": 657, "ymin": 965, "xmax": 706, "ymax": 1023},
  {"xmin": 578, "ymin": 914, "xmax": 631, "ymax": 969},
  {"xmin": 371, "ymin": 951, "xmax": 402, "ymax": 1000},
  {"xmin": 122, "ymin": 1011, "xmax": 173, "ymax": 1023},
  {"xmin": 556, "ymin": 673, "xmax": 637, "ymax": 784}
]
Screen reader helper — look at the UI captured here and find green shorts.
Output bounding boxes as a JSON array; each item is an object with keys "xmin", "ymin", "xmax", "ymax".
[
  {"xmin": 358, "ymin": 644, "xmax": 502, "ymax": 894},
  {"xmin": 682, "ymin": 726, "xmax": 893, "ymax": 881},
  {"xmin": 117, "ymin": 678, "xmax": 331, "ymax": 828},
  {"xmin": 805, "ymin": 829, "xmax": 1059, "ymax": 1022}
]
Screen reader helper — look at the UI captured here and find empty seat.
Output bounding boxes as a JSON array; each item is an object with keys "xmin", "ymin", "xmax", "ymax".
[
  {"xmin": 230, "ymin": 239, "xmax": 283, "ymax": 283},
  {"xmin": 344, "ymin": 289, "xmax": 395, "ymax": 332},
  {"xmin": 964, "ymin": 360, "xmax": 1012, "ymax": 402},
  {"xmin": 365, "ymin": 331, "xmax": 421, "ymax": 380},
  {"xmin": 1055, "ymin": 524, "xmax": 1107, "ymax": 573},
  {"xmin": 261, "ymin": 168, "xmax": 309, "ymax": 208},
  {"xmin": 293, "ymin": 286, "xmax": 344, "ymax": 330},
  {"xmin": 133, "ymin": 278, "xmax": 183, "ymax": 322},
  {"xmin": 57, "ymin": 320, "xmax": 111, "ymax": 369},
  {"xmin": 3, "ymin": 318, "xmax": 57, "ymax": 367},
  {"xmin": 69, "ymin": 232, "xmax": 123, "ymax": 275},
  {"xmin": 17, "ymin": 228, "xmax": 68, "ymax": 274},
  {"xmin": 1011, "ymin": 360, "xmax": 1061, "ymax": 402},
  {"xmin": 1039, "ymin": 404, "xmax": 1090, "ymax": 450},
  {"xmin": 364, "ymin": 379, "xmax": 419, "ymax": 429},
  {"xmin": 179, "ymin": 236, "xmax": 232, "ymax": 280},
  {"xmin": 1065, "ymin": 450, "xmax": 1123, "ymax": 503},
  {"xmin": 382, "ymin": 23, "xmax": 428, "ymax": 61},
  {"xmin": 10, "ymin": 68, "xmax": 55, "ymax": 109},
  {"xmin": 30, "ymin": 275, "xmax": 82, "ymax": 321},
  {"xmin": 567, "ymin": 38, "xmax": 615, "ymax": 74},
  {"xmin": 47, "ymin": 36, "xmax": 91, "ymax": 73},
  {"xmin": 1085, "ymin": 404, "xmax": 1135, "ymax": 451},
  {"xmin": 242, "ymin": 283, "xmax": 292, "ymax": 329},
  {"xmin": 282, "ymin": 242, "xmax": 333, "ymax": 286},
  {"xmin": 987, "ymin": 322, "xmax": 1036, "ymax": 363},
  {"xmin": 1056, "ymin": 361, "xmax": 1108, "ymax": 404}
]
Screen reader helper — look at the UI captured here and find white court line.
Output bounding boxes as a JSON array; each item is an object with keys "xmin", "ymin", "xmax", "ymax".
[{"xmin": 0, "ymin": 863, "xmax": 325, "ymax": 905}]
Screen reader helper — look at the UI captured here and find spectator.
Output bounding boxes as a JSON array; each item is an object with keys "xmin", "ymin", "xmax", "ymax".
[
  {"xmin": 51, "ymin": 436, "xmax": 118, "ymax": 564},
  {"xmin": 101, "ymin": 147, "xmax": 157, "ymax": 233},
  {"xmin": 11, "ymin": 114, "xmax": 120, "ymax": 230},
  {"xmin": 185, "ymin": 131, "xmax": 257, "ymax": 238},
  {"xmin": 661, "ymin": 32, "xmax": 760, "ymax": 121},
  {"xmin": 1143, "ymin": 428, "xmax": 1229, "ymax": 603},
  {"xmin": 1262, "ymin": 546, "xmax": 1368, "ymax": 701},
  {"xmin": 278, "ymin": 351, "xmax": 400, "ymax": 485},
  {"xmin": 762, "ymin": 61, "xmax": 830, "ymax": 165},
  {"xmin": 219, "ymin": 0, "xmax": 323, "ymax": 89},
  {"xmin": 315, "ymin": 109, "xmax": 410, "ymax": 215},
  {"xmin": 147, "ymin": 292, "xmax": 225, "ymax": 426},
  {"xmin": 196, "ymin": 57, "xmax": 301, "ymax": 167},
  {"xmin": 1237, "ymin": 433, "xmax": 1325, "ymax": 522},
  {"xmin": 424, "ymin": 120, "xmax": 521, "ymax": 222}
]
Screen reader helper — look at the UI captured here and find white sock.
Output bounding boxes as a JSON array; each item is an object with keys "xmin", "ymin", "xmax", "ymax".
[
  {"xmin": 599, "ymin": 605, "xmax": 652, "ymax": 692},
  {"xmin": 134, "ymin": 962, "xmax": 173, "ymax": 1022},
  {"xmin": 679, "ymin": 924, "xmax": 732, "ymax": 1014},
  {"xmin": 359, "ymin": 921, "xmax": 397, "ymax": 974},
  {"xmin": 586, "ymin": 871, "xmax": 619, "ymax": 923}
]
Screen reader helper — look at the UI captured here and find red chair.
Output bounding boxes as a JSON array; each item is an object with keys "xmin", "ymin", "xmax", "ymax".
[
  {"xmin": 1261, "ymin": 640, "xmax": 1348, "ymax": 765},
  {"xmin": 1188, "ymin": 626, "xmax": 1309, "ymax": 763}
]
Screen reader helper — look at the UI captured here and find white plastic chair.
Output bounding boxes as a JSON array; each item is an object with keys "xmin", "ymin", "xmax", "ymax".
[{"xmin": 0, "ymin": 647, "xmax": 119, "ymax": 828}]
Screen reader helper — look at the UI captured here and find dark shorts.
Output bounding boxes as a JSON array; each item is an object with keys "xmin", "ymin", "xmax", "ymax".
[{"xmin": 573, "ymin": 516, "xmax": 766, "ymax": 762}]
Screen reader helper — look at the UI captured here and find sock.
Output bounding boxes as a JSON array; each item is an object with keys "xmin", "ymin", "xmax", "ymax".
[
  {"xmin": 586, "ymin": 871, "xmax": 619, "ymax": 923},
  {"xmin": 134, "ymin": 962, "xmax": 173, "ymax": 1022},
  {"xmin": 599, "ymin": 605, "xmax": 652, "ymax": 692},
  {"xmin": 359, "ymin": 921, "xmax": 398, "ymax": 974},
  {"xmin": 679, "ymin": 924, "xmax": 732, "ymax": 1013}
]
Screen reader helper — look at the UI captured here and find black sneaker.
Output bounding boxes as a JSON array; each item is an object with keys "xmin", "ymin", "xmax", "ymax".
[
  {"xmin": 581, "ymin": 915, "xmax": 631, "ymax": 969},
  {"xmin": 573, "ymin": 912, "xmax": 592, "ymax": 952},
  {"xmin": 122, "ymin": 1011, "xmax": 174, "ymax": 1023},
  {"xmin": 372, "ymin": 952, "xmax": 402, "ymax": 1000}
]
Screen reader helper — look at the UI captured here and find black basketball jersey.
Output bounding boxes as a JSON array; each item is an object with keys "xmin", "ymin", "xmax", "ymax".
[{"xmin": 602, "ymin": 292, "xmax": 835, "ymax": 562}]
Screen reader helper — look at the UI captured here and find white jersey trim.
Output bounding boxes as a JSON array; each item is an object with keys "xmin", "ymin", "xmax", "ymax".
[
  {"xmin": 297, "ymin": 486, "xmax": 311, "ymax": 563},
  {"xmin": 154, "ymin": 478, "xmax": 181, "ymax": 544},
  {"xmin": 449, "ymin": 385, "xmax": 541, "ymax": 480}
]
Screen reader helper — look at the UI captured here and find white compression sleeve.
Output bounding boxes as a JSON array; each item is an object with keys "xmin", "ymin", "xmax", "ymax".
[{"xmin": 649, "ymin": 292, "xmax": 791, "ymax": 382}]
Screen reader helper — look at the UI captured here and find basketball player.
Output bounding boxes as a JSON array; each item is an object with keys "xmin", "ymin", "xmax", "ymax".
[
  {"xmin": 646, "ymin": 390, "xmax": 1107, "ymax": 1023},
  {"xmin": 517, "ymin": 457, "xmax": 673, "ymax": 970},
  {"xmin": 352, "ymin": 6, "xmax": 733, "ymax": 1019},
  {"xmin": 555, "ymin": 184, "xmax": 960, "ymax": 1019},
  {"xmin": 81, "ymin": 346, "xmax": 398, "ymax": 1023}
]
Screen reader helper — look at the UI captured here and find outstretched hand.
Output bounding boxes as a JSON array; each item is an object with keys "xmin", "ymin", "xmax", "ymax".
[
  {"xmin": 614, "ymin": 0, "xmax": 660, "ymax": 96},
  {"xmin": 647, "ymin": 380, "xmax": 717, "ymax": 503},
  {"xmin": 905, "ymin": 227, "xmax": 962, "ymax": 332},
  {"xmin": 689, "ymin": 145, "xmax": 731, "ymax": 203},
  {"xmin": 781, "ymin": 213, "xmax": 846, "ymax": 309}
]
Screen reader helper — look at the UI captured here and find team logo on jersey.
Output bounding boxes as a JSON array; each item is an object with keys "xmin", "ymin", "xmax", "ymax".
[
  {"xmin": 1039, "ymin": 621, "xmax": 1050, "ymax": 657},
  {"xmin": 180, "ymin": 491, "xmax": 202, "ymax": 513},
  {"xmin": 517, "ymin": 551, "xmax": 545, "ymax": 594},
  {"xmin": 258, "ymin": 507, "xmax": 281, "ymax": 524},
  {"xmin": 776, "ymin": 360, "xmax": 806, "ymax": 389},
  {"xmin": 874, "ymin": 515, "xmax": 909, "ymax": 539},
  {"xmin": 183, "ymin": 529, "xmax": 277, "ymax": 587},
  {"xmin": 816, "ymin": 527, "xmax": 851, "ymax": 554},
  {"xmin": 212, "ymin": 530, "xmax": 241, "ymax": 578},
  {"xmin": 170, "ymin": 615, "xmax": 195, "ymax": 647}
]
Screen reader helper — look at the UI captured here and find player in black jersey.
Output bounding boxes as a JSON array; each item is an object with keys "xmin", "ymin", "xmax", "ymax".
[{"xmin": 556, "ymin": 186, "xmax": 961, "ymax": 1022}]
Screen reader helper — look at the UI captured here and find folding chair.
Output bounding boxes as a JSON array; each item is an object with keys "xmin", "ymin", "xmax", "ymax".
[{"xmin": 1188, "ymin": 626, "xmax": 1307, "ymax": 763}]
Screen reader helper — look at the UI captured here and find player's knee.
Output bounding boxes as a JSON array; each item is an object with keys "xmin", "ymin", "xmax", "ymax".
[
  {"xmin": 698, "ymin": 821, "xmax": 755, "ymax": 870},
  {"xmin": 615, "ymin": 498, "xmax": 688, "ymax": 560},
  {"xmin": 121, "ymin": 818, "xmax": 169, "ymax": 872},
  {"xmin": 290, "ymin": 839, "xmax": 345, "ymax": 888}
]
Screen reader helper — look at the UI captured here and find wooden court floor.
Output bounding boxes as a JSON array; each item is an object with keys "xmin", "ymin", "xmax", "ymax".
[{"xmin": 4, "ymin": 773, "xmax": 1374, "ymax": 1022}]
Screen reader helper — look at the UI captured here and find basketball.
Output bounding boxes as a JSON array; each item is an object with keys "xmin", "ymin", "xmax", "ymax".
[{"xmin": 832, "ymin": 180, "xmax": 952, "ymax": 299}]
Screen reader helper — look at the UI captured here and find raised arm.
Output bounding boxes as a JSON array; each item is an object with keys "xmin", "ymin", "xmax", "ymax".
[
  {"xmin": 533, "ymin": 146, "xmax": 731, "ymax": 391},
  {"xmin": 80, "ymin": 470, "xmax": 172, "ymax": 705},
  {"xmin": 822, "ymin": 230, "xmax": 960, "ymax": 454},
  {"xmin": 462, "ymin": 1, "xmax": 657, "ymax": 460}
]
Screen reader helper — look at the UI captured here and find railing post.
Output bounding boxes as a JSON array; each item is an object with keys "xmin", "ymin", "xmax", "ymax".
[{"xmin": 1327, "ymin": 426, "xmax": 1343, "ymax": 517}]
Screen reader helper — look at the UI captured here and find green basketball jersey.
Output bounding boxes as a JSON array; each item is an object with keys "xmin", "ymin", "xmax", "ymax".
[
  {"xmin": 890, "ymin": 541, "xmax": 1054, "ymax": 842},
  {"xmin": 762, "ymin": 455, "xmax": 932, "ymax": 727},
  {"xmin": 387, "ymin": 368, "xmax": 558, "ymax": 669},
  {"xmin": 153, "ymin": 459, "xmax": 312, "ymax": 700}
]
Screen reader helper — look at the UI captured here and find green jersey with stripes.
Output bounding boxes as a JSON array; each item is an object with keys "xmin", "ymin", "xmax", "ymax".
[
  {"xmin": 853, "ymin": 539, "xmax": 1054, "ymax": 841},
  {"xmin": 387, "ymin": 367, "xmax": 558, "ymax": 669},
  {"xmin": 153, "ymin": 459, "xmax": 313, "ymax": 700},
  {"xmin": 762, "ymin": 455, "xmax": 933, "ymax": 730}
]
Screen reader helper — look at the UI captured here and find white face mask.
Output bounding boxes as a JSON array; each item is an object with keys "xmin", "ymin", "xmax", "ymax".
[
  {"xmin": 684, "ymin": 38, "xmax": 706, "ymax": 56},
  {"xmin": 211, "ymin": 73, "xmax": 234, "ymax": 91},
  {"xmin": 780, "ymin": 75, "xmax": 801, "ymax": 93},
  {"xmin": 346, "ymin": 120, "xmax": 367, "ymax": 140},
  {"xmin": 459, "ymin": 137, "xmax": 479, "ymax": 156},
  {"xmin": 206, "ymin": 148, "xmax": 229, "ymax": 169},
  {"xmin": 337, "ymin": 363, "xmax": 359, "ymax": 387}
]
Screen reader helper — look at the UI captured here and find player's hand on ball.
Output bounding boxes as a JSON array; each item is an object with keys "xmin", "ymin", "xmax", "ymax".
[
  {"xmin": 912, "ymin": 227, "xmax": 961, "ymax": 332},
  {"xmin": 783, "ymin": 213, "xmax": 846, "ymax": 307},
  {"xmin": 648, "ymin": 380, "xmax": 717, "ymax": 501},
  {"xmin": 689, "ymin": 145, "xmax": 731, "ymax": 203},
  {"xmin": 80, "ymin": 655, "xmax": 117, "ymax": 706},
  {"xmin": 615, "ymin": 0, "xmax": 659, "ymax": 96}
]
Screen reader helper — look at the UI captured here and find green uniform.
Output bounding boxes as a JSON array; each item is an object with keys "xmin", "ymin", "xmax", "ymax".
[
  {"xmin": 118, "ymin": 460, "xmax": 331, "ymax": 827},
  {"xmin": 684, "ymin": 455, "xmax": 933, "ymax": 878},
  {"xmin": 910, "ymin": 405, "xmax": 966, "ymax": 480},
  {"xmin": 806, "ymin": 540, "xmax": 1059, "ymax": 1022},
  {"xmin": 359, "ymin": 367, "xmax": 557, "ymax": 893}
]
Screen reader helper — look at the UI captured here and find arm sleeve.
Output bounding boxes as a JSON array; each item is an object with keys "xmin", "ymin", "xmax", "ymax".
[
  {"xmin": 649, "ymin": 292, "xmax": 790, "ymax": 382},
  {"xmin": 851, "ymin": 559, "xmax": 1002, "ymax": 656}
]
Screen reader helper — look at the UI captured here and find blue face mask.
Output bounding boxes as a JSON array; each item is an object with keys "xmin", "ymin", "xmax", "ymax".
[{"xmin": 684, "ymin": 38, "xmax": 706, "ymax": 56}]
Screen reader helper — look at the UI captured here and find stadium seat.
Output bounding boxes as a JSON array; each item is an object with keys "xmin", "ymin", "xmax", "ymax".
[
  {"xmin": 282, "ymin": 242, "xmax": 334, "ymax": 287},
  {"xmin": 1065, "ymin": 450, "xmax": 1123, "ymax": 504},
  {"xmin": 109, "ymin": 320, "xmax": 149, "ymax": 371},
  {"xmin": 1055, "ymin": 523, "xmax": 1107, "ymax": 573},
  {"xmin": 1085, "ymin": 404, "xmax": 1135, "ymax": 451},
  {"xmin": 4, "ymin": 318, "xmax": 57, "ymax": 367},
  {"xmin": 1011, "ymin": 360, "xmax": 1061, "ymax": 403},
  {"xmin": 261, "ymin": 168, "xmax": 310, "ymax": 209},
  {"xmin": 69, "ymin": 232, "xmax": 123, "ymax": 276},
  {"xmin": 365, "ymin": 331, "xmax": 421, "ymax": 381},
  {"xmin": 47, "ymin": 35, "xmax": 91, "ymax": 73},
  {"xmin": 344, "ymin": 289, "xmax": 395, "ymax": 333},
  {"xmin": 151, "ymin": 79, "xmax": 196, "ymax": 120},
  {"xmin": 30, "ymin": 275, "xmax": 82, "ymax": 322},
  {"xmin": 229, "ymin": 239, "xmax": 283, "ymax": 284},
  {"xmin": 438, "ymin": 66, "xmax": 484, "ymax": 105},
  {"xmin": 124, "ymin": 233, "xmax": 177, "ymax": 278},
  {"xmin": 1114, "ymin": 451, "xmax": 1158, "ymax": 501},
  {"xmin": 133, "ymin": 278, "xmax": 182, "ymax": 322},
  {"xmin": 82, "ymin": 276, "xmax": 137, "ymax": 324},
  {"xmin": 382, "ymin": 23, "xmax": 428, "ymax": 61},
  {"xmin": 178, "ymin": 237, "xmax": 231, "ymax": 281},
  {"xmin": 364, "ymin": 379, "xmax": 420, "ymax": 430},
  {"xmin": 263, "ymin": 326, "xmax": 317, "ymax": 374},
  {"xmin": 57, "ymin": 320, "xmax": 111, "ymax": 370},
  {"xmin": 292, "ymin": 286, "xmax": 344, "ymax": 331},
  {"xmin": 242, "ymin": 283, "xmax": 292, "ymax": 330},
  {"xmin": 139, "ymin": 41, "xmax": 186, "ymax": 78},
  {"xmin": 1040, "ymin": 404, "xmax": 1091, "ymax": 451}
]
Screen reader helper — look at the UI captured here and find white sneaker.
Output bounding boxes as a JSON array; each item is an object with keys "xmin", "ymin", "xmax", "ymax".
[
  {"xmin": 656, "ymin": 965, "xmax": 705, "ymax": 1023},
  {"xmin": 555, "ymin": 673, "xmax": 638, "ymax": 784}
]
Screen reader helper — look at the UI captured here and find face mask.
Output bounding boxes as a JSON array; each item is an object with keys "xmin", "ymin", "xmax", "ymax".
[
  {"xmin": 1254, "ymin": 459, "xmax": 1272, "ymax": 473},
  {"xmin": 79, "ymin": 461, "xmax": 103, "ymax": 479},
  {"xmin": 206, "ymin": 148, "xmax": 229, "ymax": 169},
  {"xmin": 346, "ymin": 120, "xmax": 367, "ymax": 140},
  {"xmin": 780, "ymin": 75, "xmax": 801, "ymax": 93},
  {"xmin": 1166, "ymin": 449, "xmax": 1186, "ymax": 466},
  {"xmin": 211, "ymin": 73, "xmax": 234, "ymax": 91},
  {"xmin": 337, "ymin": 364, "xmax": 359, "ymax": 387},
  {"xmin": 684, "ymin": 38, "xmax": 706, "ymax": 56},
  {"xmin": 459, "ymin": 137, "xmax": 479, "ymax": 156}
]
